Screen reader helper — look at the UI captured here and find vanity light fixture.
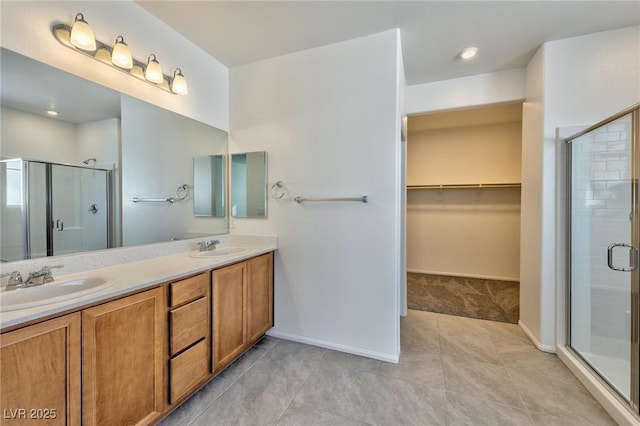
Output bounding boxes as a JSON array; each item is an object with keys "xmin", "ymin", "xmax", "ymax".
[
  {"xmin": 69, "ymin": 13, "xmax": 96, "ymax": 51},
  {"xmin": 46, "ymin": 110, "xmax": 59, "ymax": 116},
  {"xmin": 460, "ymin": 46, "xmax": 478, "ymax": 60},
  {"xmin": 52, "ymin": 13, "xmax": 188, "ymax": 95},
  {"xmin": 171, "ymin": 68, "xmax": 188, "ymax": 95},
  {"xmin": 111, "ymin": 36, "xmax": 133, "ymax": 69},
  {"xmin": 145, "ymin": 54, "xmax": 163, "ymax": 84}
]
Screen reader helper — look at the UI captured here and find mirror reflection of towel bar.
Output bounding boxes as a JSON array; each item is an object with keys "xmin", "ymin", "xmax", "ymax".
[
  {"xmin": 130, "ymin": 197, "xmax": 175, "ymax": 204},
  {"xmin": 294, "ymin": 196, "xmax": 368, "ymax": 203}
]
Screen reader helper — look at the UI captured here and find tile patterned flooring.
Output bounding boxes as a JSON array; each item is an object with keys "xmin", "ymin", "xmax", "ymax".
[
  {"xmin": 408, "ymin": 273, "xmax": 520, "ymax": 324},
  {"xmin": 160, "ymin": 310, "xmax": 615, "ymax": 425}
]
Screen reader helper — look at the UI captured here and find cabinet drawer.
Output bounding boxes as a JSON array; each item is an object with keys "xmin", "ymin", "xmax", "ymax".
[
  {"xmin": 170, "ymin": 273, "xmax": 209, "ymax": 308},
  {"xmin": 170, "ymin": 297, "xmax": 209, "ymax": 355},
  {"xmin": 169, "ymin": 339, "xmax": 209, "ymax": 404}
]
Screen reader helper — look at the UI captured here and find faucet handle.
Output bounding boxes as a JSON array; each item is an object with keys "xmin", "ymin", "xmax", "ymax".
[
  {"xmin": 39, "ymin": 265, "xmax": 64, "ymax": 284},
  {"xmin": 1, "ymin": 271, "xmax": 23, "ymax": 289}
]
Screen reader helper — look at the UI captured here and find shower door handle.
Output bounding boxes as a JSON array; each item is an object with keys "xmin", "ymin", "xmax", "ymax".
[{"xmin": 607, "ymin": 243, "xmax": 638, "ymax": 272}]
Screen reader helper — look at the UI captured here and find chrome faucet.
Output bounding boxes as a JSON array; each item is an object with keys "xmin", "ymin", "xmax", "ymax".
[
  {"xmin": 196, "ymin": 239, "xmax": 220, "ymax": 252},
  {"xmin": 24, "ymin": 265, "xmax": 64, "ymax": 287},
  {"xmin": 0, "ymin": 271, "xmax": 24, "ymax": 291}
]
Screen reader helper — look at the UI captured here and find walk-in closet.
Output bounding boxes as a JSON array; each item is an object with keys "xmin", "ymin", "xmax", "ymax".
[{"xmin": 406, "ymin": 103, "xmax": 523, "ymax": 323}]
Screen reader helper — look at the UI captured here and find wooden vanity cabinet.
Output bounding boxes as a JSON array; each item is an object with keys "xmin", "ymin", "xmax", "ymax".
[
  {"xmin": 246, "ymin": 252, "xmax": 274, "ymax": 344},
  {"xmin": 0, "ymin": 250, "xmax": 274, "ymax": 424},
  {"xmin": 168, "ymin": 273, "xmax": 211, "ymax": 404},
  {"xmin": 0, "ymin": 313, "xmax": 81, "ymax": 426},
  {"xmin": 212, "ymin": 261, "xmax": 247, "ymax": 371},
  {"xmin": 82, "ymin": 287, "xmax": 165, "ymax": 426},
  {"xmin": 213, "ymin": 252, "xmax": 274, "ymax": 372}
]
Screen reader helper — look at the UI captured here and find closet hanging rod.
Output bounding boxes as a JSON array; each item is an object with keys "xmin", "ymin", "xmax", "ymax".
[
  {"xmin": 130, "ymin": 197, "xmax": 176, "ymax": 204},
  {"xmin": 294, "ymin": 196, "xmax": 368, "ymax": 203},
  {"xmin": 407, "ymin": 183, "xmax": 521, "ymax": 190}
]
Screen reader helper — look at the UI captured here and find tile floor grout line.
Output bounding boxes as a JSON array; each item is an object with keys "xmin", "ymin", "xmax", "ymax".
[
  {"xmin": 270, "ymin": 347, "xmax": 329, "ymax": 426},
  {"xmin": 435, "ymin": 315, "xmax": 453, "ymax": 426},
  {"xmin": 186, "ymin": 338, "xmax": 281, "ymax": 426},
  {"xmin": 486, "ymin": 323, "xmax": 537, "ymax": 424},
  {"xmin": 500, "ymin": 348, "xmax": 535, "ymax": 418},
  {"xmin": 360, "ymin": 367, "xmax": 381, "ymax": 425}
]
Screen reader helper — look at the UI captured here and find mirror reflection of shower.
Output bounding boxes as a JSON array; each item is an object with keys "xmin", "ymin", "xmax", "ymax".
[{"xmin": 0, "ymin": 159, "xmax": 112, "ymax": 261}]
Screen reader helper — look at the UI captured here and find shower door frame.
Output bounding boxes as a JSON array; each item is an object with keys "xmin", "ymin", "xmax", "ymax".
[
  {"xmin": 22, "ymin": 160, "xmax": 114, "ymax": 259},
  {"xmin": 565, "ymin": 104, "xmax": 640, "ymax": 415}
]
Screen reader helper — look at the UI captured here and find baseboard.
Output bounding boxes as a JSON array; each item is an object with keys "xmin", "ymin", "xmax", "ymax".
[
  {"xmin": 407, "ymin": 269, "xmax": 519, "ymax": 282},
  {"xmin": 518, "ymin": 320, "xmax": 556, "ymax": 353},
  {"xmin": 266, "ymin": 329, "xmax": 399, "ymax": 364},
  {"xmin": 556, "ymin": 345, "xmax": 640, "ymax": 426}
]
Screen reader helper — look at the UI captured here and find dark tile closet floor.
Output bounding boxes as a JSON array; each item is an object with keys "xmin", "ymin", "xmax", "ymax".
[{"xmin": 407, "ymin": 273, "xmax": 519, "ymax": 324}]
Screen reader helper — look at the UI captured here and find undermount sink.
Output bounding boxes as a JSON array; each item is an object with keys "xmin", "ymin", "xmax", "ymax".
[
  {"xmin": 0, "ymin": 277, "xmax": 114, "ymax": 312},
  {"xmin": 189, "ymin": 246, "xmax": 249, "ymax": 258}
]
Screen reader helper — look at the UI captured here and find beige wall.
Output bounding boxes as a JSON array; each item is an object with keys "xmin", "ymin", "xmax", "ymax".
[
  {"xmin": 407, "ymin": 122, "xmax": 522, "ymax": 185},
  {"xmin": 407, "ymin": 104, "xmax": 522, "ymax": 280}
]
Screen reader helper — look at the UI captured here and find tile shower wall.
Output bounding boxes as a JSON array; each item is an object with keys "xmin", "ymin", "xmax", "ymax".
[{"xmin": 408, "ymin": 273, "xmax": 519, "ymax": 323}]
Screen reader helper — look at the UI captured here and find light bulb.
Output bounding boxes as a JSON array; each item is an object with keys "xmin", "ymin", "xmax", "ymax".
[
  {"xmin": 460, "ymin": 47, "xmax": 478, "ymax": 60},
  {"xmin": 145, "ymin": 54, "xmax": 163, "ymax": 84},
  {"xmin": 171, "ymin": 68, "xmax": 188, "ymax": 95},
  {"xmin": 112, "ymin": 36, "xmax": 133, "ymax": 69},
  {"xmin": 70, "ymin": 13, "xmax": 96, "ymax": 51}
]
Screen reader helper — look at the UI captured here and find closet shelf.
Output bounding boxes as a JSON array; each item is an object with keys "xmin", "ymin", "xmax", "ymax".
[{"xmin": 407, "ymin": 183, "xmax": 521, "ymax": 190}]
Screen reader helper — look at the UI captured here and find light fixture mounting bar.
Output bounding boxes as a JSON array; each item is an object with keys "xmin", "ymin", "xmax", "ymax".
[{"xmin": 52, "ymin": 23, "xmax": 178, "ymax": 95}]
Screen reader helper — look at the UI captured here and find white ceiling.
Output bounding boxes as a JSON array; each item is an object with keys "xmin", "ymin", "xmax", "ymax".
[
  {"xmin": 138, "ymin": 1, "xmax": 640, "ymax": 85},
  {"xmin": 1, "ymin": 49, "xmax": 121, "ymax": 124}
]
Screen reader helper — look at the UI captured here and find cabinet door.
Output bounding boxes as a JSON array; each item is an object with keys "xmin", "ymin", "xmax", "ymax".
[
  {"xmin": 0, "ymin": 313, "xmax": 80, "ymax": 426},
  {"xmin": 212, "ymin": 262, "xmax": 246, "ymax": 372},
  {"xmin": 246, "ymin": 252, "xmax": 274, "ymax": 344},
  {"xmin": 82, "ymin": 287, "xmax": 165, "ymax": 425}
]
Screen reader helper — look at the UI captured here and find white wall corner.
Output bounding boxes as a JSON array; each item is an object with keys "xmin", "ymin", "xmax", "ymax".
[
  {"xmin": 519, "ymin": 44, "xmax": 545, "ymax": 349},
  {"xmin": 396, "ymin": 28, "xmax": 408, "ymax": 320},
  {"xmin": 518, "ymin": 320, "xmax": 555, "ymax": 353}
]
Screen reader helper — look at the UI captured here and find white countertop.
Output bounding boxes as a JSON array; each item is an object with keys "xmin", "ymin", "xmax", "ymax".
[{"xmin": 0, "ymin": 235, "xmax": 277, "ymax": 330}]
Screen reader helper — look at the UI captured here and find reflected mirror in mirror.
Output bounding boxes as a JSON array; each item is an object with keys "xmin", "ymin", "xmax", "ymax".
[
  {"xmin": 194, "ymin": 155, "xmax": 225, "ymax": 217},
  {"xmin": 231, "ymin": 152, "xmax": 267, "ymax": 218},
  {"xmin": 0, "ymin": 48, "xmax": 228, "ymax": 262}
]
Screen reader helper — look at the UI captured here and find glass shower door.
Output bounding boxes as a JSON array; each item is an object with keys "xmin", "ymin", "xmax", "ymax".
[
  {"xmin": 568, "ymin": 110, "xmax": 637, "ymax": 405},
  {"xmin": 50, "ymin": 164, "xmax": 109, "ymax": 256}
]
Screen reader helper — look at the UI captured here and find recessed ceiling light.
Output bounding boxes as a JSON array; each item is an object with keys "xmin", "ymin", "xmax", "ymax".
[
  {"xmin": 46, "ymin": 110, "xmax": 59, "ymax": 116},
  {"xmin": 460, "ymin": 47, "xmax": 478, "ymax": 60}
]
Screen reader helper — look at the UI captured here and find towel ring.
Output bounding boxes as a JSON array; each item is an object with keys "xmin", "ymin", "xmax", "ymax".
[
  {"xmin": 176, "ymin": 184, "xmax": 189, "ymax": 201},
  {"xmin": 270, "ymin": 181, "xmax": 286, "ymax": 200}
]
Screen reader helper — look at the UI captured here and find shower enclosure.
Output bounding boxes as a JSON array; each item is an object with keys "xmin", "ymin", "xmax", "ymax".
[
  {"xmin": 0, "ymin": 159, "xmax": 112, "ymax": 262},
  {"xmin": 567, "ymin": 104, "xmax": 639, "ymax": 415}
]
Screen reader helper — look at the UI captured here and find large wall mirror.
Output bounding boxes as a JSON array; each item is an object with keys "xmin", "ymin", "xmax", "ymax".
[
  {"xmin": 231, "ymin": 152, "xmax": 267, "ymax": 218},
  {"xmin": 0, "ymin": 48, "xmax": 228, "ymax": 262}
]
